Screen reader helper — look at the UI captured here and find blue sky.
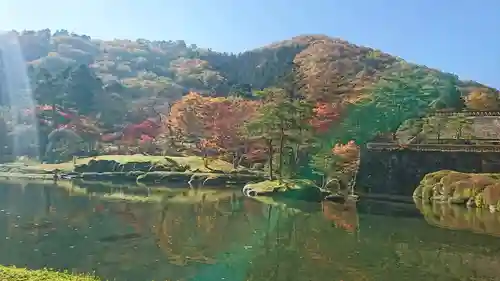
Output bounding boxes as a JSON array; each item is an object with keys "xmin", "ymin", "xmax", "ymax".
[{"xmin": 0, "ymin": 0, "xmax": 499, "ymax": 88}]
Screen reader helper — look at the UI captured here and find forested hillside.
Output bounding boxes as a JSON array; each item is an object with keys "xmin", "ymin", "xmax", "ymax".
[
  {"xmin": 0, "ymin": 29, "xmax": 498, "ymax": 181},
  {"xmin": 15, "ymin": 30, "xmax": 495, "ymax": 103}
]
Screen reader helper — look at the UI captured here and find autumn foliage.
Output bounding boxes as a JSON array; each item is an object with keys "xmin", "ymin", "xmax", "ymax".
[
  {"xmin": 167, "ymin": 92, "xmax": 260, "ymax": 158},
  {"xmin": 168, "ymin": 92, "xmax": 206, "ymax": 137},
  {"xmin": 196, "ymin": 96, "xmax": 259, "ymax": 151},
  {"xmin": 465, "ymin": 89, "xmax": 500, "ymax": 111},
  {"xmin": 30, "ymin": 105, "xmax": 102, "ymax": 138},
  {"xmin": 166, "ymin": 91, "xmax": 350, "ymax": 170},
  {"xmin": 17, "ymin": 29, "xmax": 500, "ymax": 172},
  {"xmin": 332, "ymin": 140, "xmax": 360, "ymax": 173},
  {"xmin": 121, "ymin": 119, "xmax": 161, "ymax": 144},
  {"xmin": 332, "ymin": 141, "xmax": 359, "ymax": 160},
  {"xmin": 30, "ymin": 104, "xmax": 163, "ymax": 148},
  {"xmin": 311, "ymin": 102, "xmax": 342, "ymax": 133}
]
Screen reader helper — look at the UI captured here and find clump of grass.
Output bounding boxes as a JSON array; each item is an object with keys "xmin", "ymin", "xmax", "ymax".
[{"xmin": 0, "ymin": 265, "xmax": 103, "ymax": 281}]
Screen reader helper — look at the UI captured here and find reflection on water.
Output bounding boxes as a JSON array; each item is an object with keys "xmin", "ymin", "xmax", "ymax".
[
  {"xmin": 0, "ymin": 181, "xmax": 500, "ymax": 281},
  {"xmin": 415, "ymin": 198, "xmax": 500, "ymax": 237}
]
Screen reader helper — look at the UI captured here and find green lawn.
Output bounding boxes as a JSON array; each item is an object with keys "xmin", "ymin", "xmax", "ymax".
[{"xmin": 0, "ymin": 265, "xmax": 102, "ymax": 281}]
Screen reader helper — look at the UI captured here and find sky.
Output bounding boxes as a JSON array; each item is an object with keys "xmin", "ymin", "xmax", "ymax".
[{"xmin": 0, "ymin": 0, "xmax": 499, "ymax": 88}]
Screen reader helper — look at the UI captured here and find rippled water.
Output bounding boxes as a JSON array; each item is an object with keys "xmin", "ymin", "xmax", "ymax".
[{"xmin": 0, "ymin": 181, "xmax": 500, "ymax": 281}]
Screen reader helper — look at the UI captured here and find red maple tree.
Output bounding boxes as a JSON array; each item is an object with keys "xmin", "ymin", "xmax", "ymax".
[
  {"xmin": 197, "ymin": 97, "xmax": 260, "ymax": 167},
  {"xmin": 310, "ymin": 102, "xmax": 342, "ymax": 133}
]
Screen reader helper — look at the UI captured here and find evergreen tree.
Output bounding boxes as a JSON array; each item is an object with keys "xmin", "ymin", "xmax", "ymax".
[{"xmin": 67, "ymin": 64, "xmax": 103, "ymax": 115}]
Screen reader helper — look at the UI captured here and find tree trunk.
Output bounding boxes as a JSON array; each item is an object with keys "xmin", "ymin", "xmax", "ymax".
[
  {"xmin": 267, "ymin": 139, "xmax": 273, "ymax": 180},
  {"xmin": 278, "ymin": 122, "xmax": 285, "ymax": 183},
  {"xmin": 203, "ymin": 150, "xmax": 209, "ymax": 169},
  {"xmin": 322, "ymin": 157, "xmax": 328, "ymax": 188},
  {"xmin": 166, "ymin": 124, "xmax": 176, "ymax": 148},
  {"xmin": 237, "ymin": 153, "xmax": 246, "ymax": 168},
  {"xmin": 293, "ymin": 143, "xmax": 300, "ymax": 178},
  {"xmin": 232, "ymin": 151, "xmax": 239, "ymax": 169},
  {"xmin": 51, "ymin": 100, "xmax": 58, "ymax": 130}
]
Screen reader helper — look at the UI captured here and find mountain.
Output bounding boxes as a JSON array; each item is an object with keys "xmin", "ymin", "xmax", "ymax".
[
  {"xmin": 2, "ymin": 29, "xmax": 499, "ymax": 168},
  {"xmin": 11, "ymin": 30, "xmax": 496, "ymax": 107},
  {"xmin": 2, "ymin": 28, "xmax": 499, "ymax": 150}
]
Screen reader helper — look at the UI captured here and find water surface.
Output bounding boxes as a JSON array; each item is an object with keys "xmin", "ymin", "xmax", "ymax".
[{"xmin": 0, "ymin": 181, "xmax": 499, "ymax": 281}]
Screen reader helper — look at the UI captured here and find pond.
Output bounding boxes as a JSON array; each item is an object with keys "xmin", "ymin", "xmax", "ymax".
[{"xmin": 0, "ymin": 181, "xmax": 500, "ymax": 281}]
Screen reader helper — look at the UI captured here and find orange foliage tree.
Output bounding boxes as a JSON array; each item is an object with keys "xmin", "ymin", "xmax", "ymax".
[
  {"xmin": 311, "ymin": 102, "xmax": 342, "ymax": 133},
  {"xmin": 168, "ymin": 92, "xmax": 260, "ymax": 168},
  {"xmin": 196, "ymin": 96, "xmax": 260, "ymax": 168},
  {"xmin": 168, "ymin": 92, "xmax": 205, "ymax": 138},
  {"xmin": 331, "ymin": 140, "xmax": 360, "ymax": 174},
  {"xmin": 465, "ymin": 89, "xmax": 500, "ymax": 111}
]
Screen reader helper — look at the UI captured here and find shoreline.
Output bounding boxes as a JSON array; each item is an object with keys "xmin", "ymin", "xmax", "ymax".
[
  {"xmin": 0, "ymin": 170, "xmax": 265, "ymax": 187},
  {"xmin": 0, "ymin": 154, "xmax": 267, "ymax": 186}
]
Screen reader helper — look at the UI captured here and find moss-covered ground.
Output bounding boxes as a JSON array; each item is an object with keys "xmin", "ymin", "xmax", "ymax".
[
  {"xmin": 243, "ymin": 179, "xmax": 326, "ymax": 202},
  {"xmin": 413, "ymin": 170, "xmax": 500, "ymax": 210}
]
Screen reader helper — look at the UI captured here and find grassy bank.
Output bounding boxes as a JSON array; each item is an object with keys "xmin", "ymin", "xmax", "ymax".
[
  {"xmin": 0, "ymin": 265, "xmax": 102, "ymax": 281},
  {"xmin": 0, "ymin": 155, "xmax": 238, "ymax": 174},
  {"xmin": 36, "ymin": 155, "xmax": 236, "ymax": 173},
  {"xmin": 0, "ymin": 155, "xmax": 265, "ymax": 185}
]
